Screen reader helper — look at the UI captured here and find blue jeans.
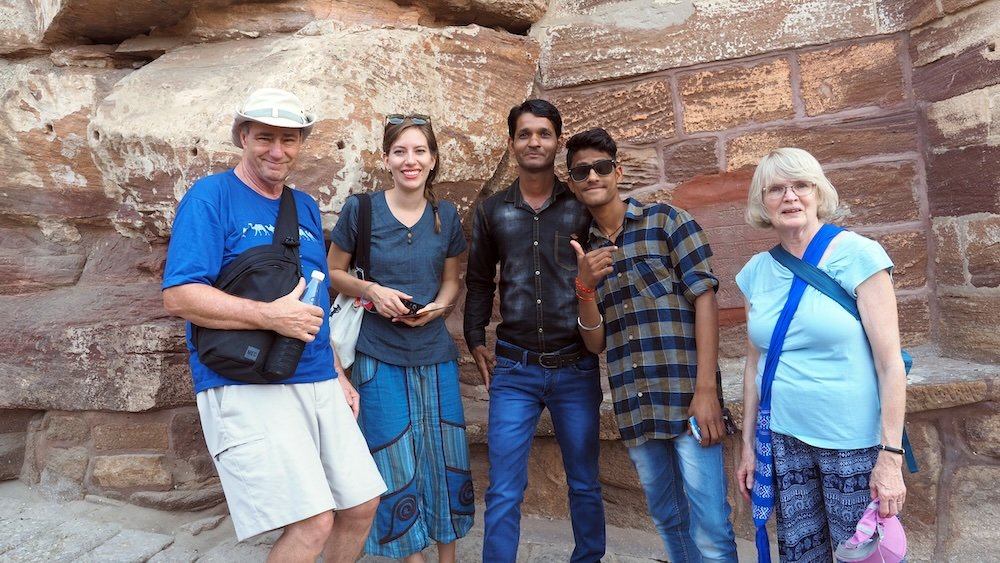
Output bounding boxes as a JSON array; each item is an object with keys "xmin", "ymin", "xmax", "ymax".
[
  {"xmin": 627, "ymin": 434, "xmax": 738, "ymax": 563},
  {"xmin": 483, "ymin": 341, "xmax": 605, "ymax": 563}
]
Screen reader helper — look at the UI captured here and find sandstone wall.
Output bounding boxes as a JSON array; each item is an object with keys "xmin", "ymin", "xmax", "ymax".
[
  {"xmin": 1, "ymin": 0, "xmax": 999, "ymax": 561},
  {"xmin": 533, "ymin": 0, "xmax": 998, "ymax": 361}
]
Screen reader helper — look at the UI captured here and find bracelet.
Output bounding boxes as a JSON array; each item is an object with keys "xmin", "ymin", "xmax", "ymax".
[
  {"xmin": 575, "ymin": 277, "xmax": 595, "ymax": 294},
  {"xmin": 577, "ymin": 314, "xmax": 604, "ymax": 331},
  {"xmin": 360, "ymin": 281, "xmax": 377, "ymax": 300},
  {"xmin": 876, "ymin": 444, "xmax": 905, "ymax": 455},
  {"xmin": 576, "ymin": 292, "xmax": 595, "ymax": 301}
]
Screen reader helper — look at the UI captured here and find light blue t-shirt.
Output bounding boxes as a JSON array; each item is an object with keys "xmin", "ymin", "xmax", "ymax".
[
  {"xmin": 330, "ymin": 192, "xmax": 466, "ymax": 366},
  {"xmin": 735, "ymin": 231, "xmax": 893, "ymax": 449},
  {"xmin": 162, "ymin": 169, "xmax": 335, "ymax": 393}
]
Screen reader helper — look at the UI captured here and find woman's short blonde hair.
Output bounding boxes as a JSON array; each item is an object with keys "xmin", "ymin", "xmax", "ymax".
[{"xmin": 745, "ymin": 147, "xmax": 839, "ymax": 228}]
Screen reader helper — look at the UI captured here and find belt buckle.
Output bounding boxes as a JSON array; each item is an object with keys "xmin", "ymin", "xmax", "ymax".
[{"xmin": 537, "ymin": 353, "xmax": 561, "ymax": 369}]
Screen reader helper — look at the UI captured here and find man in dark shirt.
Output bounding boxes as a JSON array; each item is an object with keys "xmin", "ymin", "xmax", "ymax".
[{"xmin": 464, "ymin": 100, "xmax": 605, "ymax": 562}]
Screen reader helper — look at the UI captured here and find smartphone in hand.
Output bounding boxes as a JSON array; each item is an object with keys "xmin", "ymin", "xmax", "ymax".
[{"xmin": 688, "ymin": 416, "xmax": 703, "ymax": 443}]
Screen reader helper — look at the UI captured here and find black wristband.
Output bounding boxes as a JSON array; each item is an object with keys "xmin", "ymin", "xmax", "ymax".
[{"xmin": 876, "ymin": 444, "xmax": 905, "ymax": 455}]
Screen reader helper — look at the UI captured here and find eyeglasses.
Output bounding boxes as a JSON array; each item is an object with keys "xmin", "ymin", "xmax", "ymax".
[
  {"xmin": 568, "ymin": 159, "xmax": 617, "ymax": 182},
  {"xmin": 763, "ymin": 181, "xmax": 815, "ymax": 201},
  {"xmin": 385, "ymin": 114, "xmax": 431, "ymax": 125}
]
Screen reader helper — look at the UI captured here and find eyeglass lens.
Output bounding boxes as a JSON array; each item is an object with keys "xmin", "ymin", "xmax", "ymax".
[
  {"xmin": 386, "ymin": 114, "xmax": 430, "ymax": 125},
  {"xmin": 569, "ymin": 159, "xmax": 616, "ymax": 181},
  {"xmin": 764, "ymin": 181, "xmax": 813, "ymax": 200}
]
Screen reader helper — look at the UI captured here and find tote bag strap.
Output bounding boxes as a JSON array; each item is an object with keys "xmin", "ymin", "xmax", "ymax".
[{"xmin": 349, "ymin": 193, "xmax": 372, "ymax": 280}]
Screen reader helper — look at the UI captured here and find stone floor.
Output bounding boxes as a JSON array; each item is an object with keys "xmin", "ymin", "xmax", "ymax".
[{"xmin": 0, "ymin": 479, "xmax": 765, "ymax": 562}]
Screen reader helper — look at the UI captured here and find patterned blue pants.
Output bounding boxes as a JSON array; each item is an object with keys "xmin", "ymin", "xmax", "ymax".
[
  {"xmin": 772, "ymin": 432, "xmax": 879, "ymax": 563},
  {"xmin": 354, "ymin": 353, "xmax": 475, "ymax": 558}
]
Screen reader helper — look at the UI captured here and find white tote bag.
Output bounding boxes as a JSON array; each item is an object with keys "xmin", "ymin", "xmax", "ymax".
[
  {"xmin": 329, "ymin": 271, "xmax": 366, "ymax": 369},
  {"xmin": 329, "ymin": 193, "xmax": 371, "ymax": 369}
]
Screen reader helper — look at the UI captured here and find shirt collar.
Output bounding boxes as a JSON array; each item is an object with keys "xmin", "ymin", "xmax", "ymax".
[
  {"xmin": 587, "ymin": 197, "xmax": 645, "ymax": 246},
  {"xmin": 505, "ymin": 176, "xmax": 567, "ymax": 209}
]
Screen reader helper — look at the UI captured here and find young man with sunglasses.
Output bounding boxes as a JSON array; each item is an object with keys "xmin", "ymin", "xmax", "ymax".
[
  {"xmin": 464, "ymin": 100, "xmax": 606, "ymax": 562},
  {"xmin": 565, "ymin": 128, "xmax": 738, "ymax": 562}
]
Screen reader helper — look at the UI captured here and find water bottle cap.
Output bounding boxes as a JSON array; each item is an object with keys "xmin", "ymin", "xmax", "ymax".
[{"xmin": 310, "ymin": 271, "xmax": 326, "ymax": 282}]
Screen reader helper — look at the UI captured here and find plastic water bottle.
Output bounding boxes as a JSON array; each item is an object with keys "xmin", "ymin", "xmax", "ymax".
[{"xmin": 264, "ymin": 270, "xmax": 326, "ymax": 380}]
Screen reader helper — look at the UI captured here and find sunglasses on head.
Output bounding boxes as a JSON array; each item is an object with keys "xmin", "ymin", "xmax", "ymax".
[
  {"xmin": 568, "ymin": 159, "xmax": 617, "ymax": 182},
  {"xmin": 385, "ymin": 113, "xmax": 431, "ymax": 125}
]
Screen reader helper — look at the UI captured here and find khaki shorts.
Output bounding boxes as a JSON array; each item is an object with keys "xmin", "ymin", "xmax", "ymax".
[{"xmin": 197, "ymin": 379, "xmax": 386, "ymax": 540}]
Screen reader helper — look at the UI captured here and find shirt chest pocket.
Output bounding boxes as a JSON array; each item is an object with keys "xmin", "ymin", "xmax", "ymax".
[{"xmin": 626, "ymin": 255, "xmax": 676, "ymax": 300}]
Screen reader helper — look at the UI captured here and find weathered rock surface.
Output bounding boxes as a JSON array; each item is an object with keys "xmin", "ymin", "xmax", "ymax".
[
  {"xmin": 925, "ymin": 84, "xmax": 1000, "ymax": 217},
  {"xmin": 726, "ymin": 112, "xmax": 920, "ymax": 170},
  {"xmin": 1, "ymin": 23, "xmax": 539, "ymax": 414},
  {"xmin": 130, "ymin": 481, "xmax": 226, "ymax": 511},
  {"xmin": 0, "ymin": 287, "xmax": 191, "ymax": 412},
  {"xmin": 2, "ymin": 0, "xmax": 548, "ymax": 55},
  {"xmin": 680, "ymin": 57, "xmax": 794, "ymax": 133},
  {"xmin": 535, "ymin": 0, "xmax": 901, "ymax": 88},
  {"xmin": 900, "ymin": 418, "xmax": 942, "ymax": 562},
  {"xmin": 938, "ymin": 292, "xmax": 1000, "ymax": 363},
  {"xmin": 88, "ymin": 25, "xmax": 539, "ymax": 238},
  {"xmin": 828, "ymin": 162, "xmax": 921, "ymax": 226},
  {"xmin": 548, "ymin": 77, "xmax": 675, "ymax": 143},
  {"xmin": 92, "ymin": 454, "xmax": 173, "ymax": 489},
  {"xmin": 945, "ymin": 465, "xmax": 1000, "ymax": 559},
  {"xmin": 93, "ymin": 421, "xmax": 170, "ymax": 451},
  {"xmin": 798, "ymin": 38, "xmax": 907, "ymax": 116}
]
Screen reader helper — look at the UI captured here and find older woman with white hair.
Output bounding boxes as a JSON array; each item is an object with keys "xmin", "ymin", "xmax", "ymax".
[{"xmin": 734, "ymin": 147, "xmax": 907, "ymax": 562}]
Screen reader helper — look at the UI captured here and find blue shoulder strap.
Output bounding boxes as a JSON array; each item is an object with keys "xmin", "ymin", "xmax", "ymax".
[
  {"xmin": 752, "ymin": 223, "xmax": 843, "ymax": 563},
  {"xmin": 769, "ymin": 244, "xmax": 858, "ymax": 318},
  {"xmin": 769, "ymin": 236, "xmax": 918, "ymax": 474}
]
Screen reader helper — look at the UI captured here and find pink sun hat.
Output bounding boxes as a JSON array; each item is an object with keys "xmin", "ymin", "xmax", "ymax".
[{"xmin": 834, "ymin": 499, "xmax": 907, "ymax": 563}]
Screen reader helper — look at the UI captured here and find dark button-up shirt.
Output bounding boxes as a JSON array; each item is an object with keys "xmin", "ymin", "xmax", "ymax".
[
  {"xmin": 590, "ymin": 198, "xmax": 720, "ymax": 447},
  {"xmin": 464, "ymin": 178, "xmax": 591, "ymax": 353}
]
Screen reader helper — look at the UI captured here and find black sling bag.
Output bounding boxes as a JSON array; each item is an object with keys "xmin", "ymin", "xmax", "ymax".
[{"xmin": 192, "ymin": 187, "xmax": 303, "ymax": 383}]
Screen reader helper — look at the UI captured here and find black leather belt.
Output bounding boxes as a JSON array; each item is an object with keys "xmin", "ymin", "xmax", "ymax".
[{"xmin": 495, "ymin": 345, "xmax": 586, "ymax": 369}]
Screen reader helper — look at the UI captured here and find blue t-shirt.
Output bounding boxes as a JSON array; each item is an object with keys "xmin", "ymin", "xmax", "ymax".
[
  {"xmin": 162, "ymin": 169, "xmax": 335, "ymax": 393},
  {"xmin": 330, "ymin": 192, "xmax": 466, "ymax": 366},
  {"xmin": 735, "ymin": 231, "xmax": 893, "ymax": 449}
]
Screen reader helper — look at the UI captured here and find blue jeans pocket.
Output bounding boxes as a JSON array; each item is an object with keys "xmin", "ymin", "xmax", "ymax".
[
  {"xmin": 493, "ymin": 354, "xmax": 519, "ymax": 376},
  {"xmin": 571, "ymin": 353, "xmax": 599, "ymax": 375}
]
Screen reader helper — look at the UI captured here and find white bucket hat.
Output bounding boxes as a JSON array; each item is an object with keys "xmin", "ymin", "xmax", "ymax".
[{"xmin": 231, "ymin": 88, "xmax": 317, "ymax": 148}]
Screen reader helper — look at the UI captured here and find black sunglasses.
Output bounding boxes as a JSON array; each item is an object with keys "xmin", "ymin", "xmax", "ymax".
[
  {"xmin": 568, "ymin": 159, "xmax": 617, "ymax": 182},
  {"xmin": 386, "ymin": 113, "xmax": 431, "ymax": 125}
]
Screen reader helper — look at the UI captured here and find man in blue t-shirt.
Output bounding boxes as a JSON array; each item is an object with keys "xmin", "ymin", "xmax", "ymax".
[{"xmin": 162, "ymin": 88, "xmax": 385, "ymax": 561}]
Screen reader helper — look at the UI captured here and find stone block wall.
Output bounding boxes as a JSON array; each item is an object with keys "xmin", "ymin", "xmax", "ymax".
[
  {"xmin": 19, "ymin": 407, "xmax": 224, "ymax": 511},
  {"xmin": 532, "ymin": 0, "xmax": 1000, "ymax": 362},
  {"xmin": 543, "ymin": 31, "xmax": 933, "ymax": 352},
  {"xmin": 913, "ymin": 0, "xmax": 1000, "ymax": 365}
]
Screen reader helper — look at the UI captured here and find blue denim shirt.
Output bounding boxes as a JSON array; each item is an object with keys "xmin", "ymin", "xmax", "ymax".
[
  {"xmin": 464, "ymin": 178, "xmax": 592, "ymax": 353},
  {"xmin": 330, "ymin": 192, "xmax": 466, "ymax": 366}
]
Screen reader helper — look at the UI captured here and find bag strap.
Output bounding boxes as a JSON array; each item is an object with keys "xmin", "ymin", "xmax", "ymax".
[
  {"xmin": 275, "ymin": 186, "xmax": 303, "ymax": 277},
  {"xmin": 752, "ymin": 223, "xmax": 843, "ymax": 563},
  {"xmin": 769, "ymin": 236, "xmax": 919, "ymax": 474},
  {"xmin": 350, "ymin": 193, "xmax": 372, "ymax": 280},
  {"xmin": 769, "ymin": 244, "xmax": 858, "ymax": 319}
]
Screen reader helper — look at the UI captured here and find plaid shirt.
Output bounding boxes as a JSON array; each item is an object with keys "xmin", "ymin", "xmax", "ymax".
[{"xmin": 590, "ymin": 198, "xmax": 720, "ymax": 447}]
